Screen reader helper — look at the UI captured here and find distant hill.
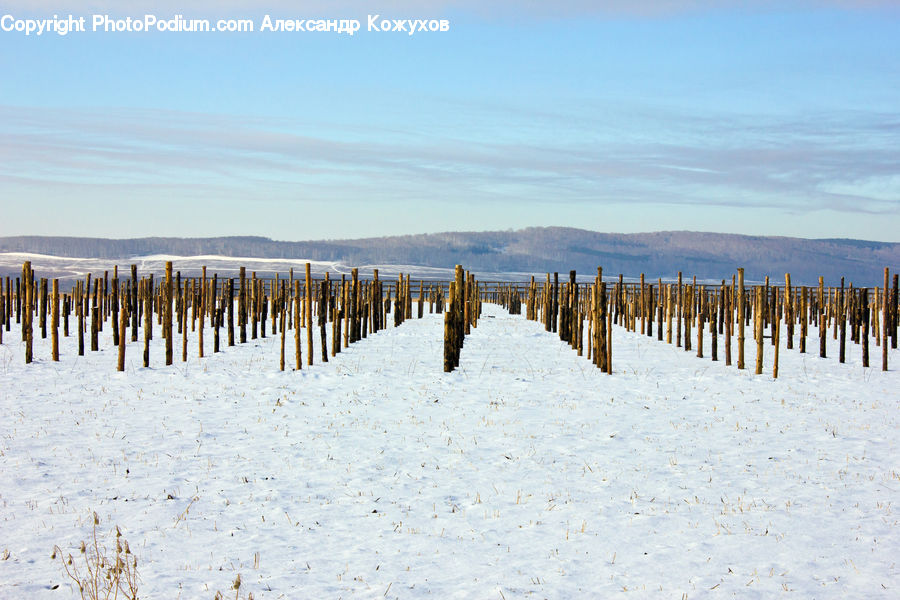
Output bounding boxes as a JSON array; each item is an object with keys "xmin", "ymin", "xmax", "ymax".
[{"xmin": 1, "ymin": 228, "xmax": 897, "ymax": 286}]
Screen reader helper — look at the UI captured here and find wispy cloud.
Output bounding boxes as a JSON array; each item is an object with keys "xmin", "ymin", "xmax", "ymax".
[{"xmin": 1, "ymin": 103, "xmax": 897, "ymax": 218}]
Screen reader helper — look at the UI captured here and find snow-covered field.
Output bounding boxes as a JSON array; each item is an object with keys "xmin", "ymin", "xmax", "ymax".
[
  {"xmin": 1, "ymin": 304, "xmax": 898, "ymax": 598},
  {"xmin": 0, "ymin": 253, "xmax": 549, "ymax": 284}
]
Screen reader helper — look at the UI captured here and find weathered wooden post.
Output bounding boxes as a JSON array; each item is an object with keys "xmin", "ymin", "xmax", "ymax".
[
  {"xmin": 755, "ymin": 286, "xmax": 764, "ymax": 375},
  {"xmin": 724, "ymin": 280, "xmax": 732, "ymax": 366},
  {"xmin": 23, "ymin": 262, "xmax": 33, "ymax": 363},
  {"xmin": 294, "ymin": 280, "xmax": 302, "ymax": 370},
  {"xmin": 117, "ymin": 289, "xmax": 126, "ymax": 372},
  {"xmin": 199, "ymin": 266, "xmax": 206, "ymax": 358},
  {"xmin": 143, "ymin": 279, "xmax": 151, "ymax": 368},
  {"xmin": 675, "ymin": 272, "xmax": 682, "ymax": 347},
  {"xmin": 737, "ymin": 268, "xmax": 745, "ymax": 369},
  {"xmin": 89, "ymin": 280, "xmax": 99, "ymax": 352},
  {"xmin": 181, "ymin": 278, "xmax": 189, "ymax": 362},
  {"xmin": 212, "ymin": 274, "xmax": 220, "ymax": 353},
  {"xmin": 818, "ymin": 276, "xmax": 826, "ymax": 359},
  {"xmin": 784, "ymin": 274, "xmax": 793, "ymax": 349},
  {"xmin": 110, "ymin": 274, "xmax": 120, "ymax": 347},
  {"xmin": 280, "ymin": 283, "xmax": 287, "ymax": 372},
  {"xmin": 443, "ymin": 293, "xmax": 453, "ymax": 373},
  {"xmin": 839, "ymin": 278, "xmax": 846, "ymax": 363},
  {"xmin": 39, "ymin": 278, "xmax": 48, "ymax": 339},
  {"xmin": 862, "ymin": 288, "xmax": 870, "ymax": 368},
  {"xmin": 604, "ymin": 282, "xmax": 612, "ymax": 374},
  {"xmin": 76, "ymin": 280, "xmax": 84, "ymax": 357},
  {"xmin": 51, "ymin": 279, "xmax": 59, "ymax": 361},
  {"xmin": 696, "ymin": 286, "xmax": 704, "ymax": 358},
  {"xmin": 164, "ymin": 261, "xmax": 173, "ymax": 366},
  {"xmin": 656, "ymin": 278, "xmax": 663, "ymax": 341},
  {"xmin": 892, "ymin": 273, "xmax": 898, "ymax": 349},
  {"xmin": 884, "ymin": 268, "xmax": 890, "ymax": 371},
  {"xmin": 773, "ymin": 294, "xmax": 780, "ymax": 379},
  {"xmin": 710, "ymin": 288, "xmax": 718, "ymax": 361},
  {"xmin": 684, "ymin": 280, "xmax": 692, "ymax": 353},
  {"xmin": 226, "ymin": 278, "xmax": 234, "ymax": 346},
  {"xmin": 305, "ymin": 263, "xmax": 314, "ymax": 365},
  {"xmin": 238, "ymin": 267, "xmax": 247, "ymax": 344},
  {"xmin": 319, "ymin": 280, "xmax": 328, "ymax": 363}
]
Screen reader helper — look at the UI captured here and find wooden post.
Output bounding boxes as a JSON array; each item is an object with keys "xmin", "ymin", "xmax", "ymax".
[
  {"xmin": 884, "ymin": 268, "xmax": 890, "ymax": 371},
  {"xmin": 40, "ymin": 278, "xmax": 48, "ymax": 339},
  {"xmin": 23, "ymin": 262, "xmax": 33, "ymax": 363},
  {"xmin": 656, "ymin": 278, "xmax": 663, "ymax": 341},
  {"xmin": 710, "ymin": 288, "xmax": 718, "ymax": 361},
  {"xmin": 319, "ymin": 280, "xmax": 328, "ymax": 363},
  {"xmin": 272, "ymin": 277, "xmax": 278, "ymax": 336},
  {"xmin": 773, "ymin": 296, "xmax": 780, "ymax": 379},
  {"xmin": 676, "ymin": 272, "xmax": 683, "ymax": 347},
  {"xmin": 212, "ymin": 274, "xmax": 220, "ymax": 354},
  {"xmin": 294, "ymin": 280, "xmax": 302, "ymax": 370},
  {"xmin": 199, "ymin": 266, "xmax": 206, "ymax": 358},
  {"xmin": 62, "ymin": 289, "xmax": 69, "ymax": 338},
  {"xmin": 724, "ymin": 281, "xmax": 732, "ymax": 366},
  {"xmin": 77, "ymin": 280, "xmax": 84, "ymax": 357},
  {"xmin": 372, "ymin": 269, "xmax": 380, "ymax": 332},
  {"xmin": 51, "ymin": 279, "xmax": 59, "ymax": 361},
  {"xmin": 239, "ymin": 267, "xmax": 247, "ymax": 344},
  {"xmin": 798, "ymin": 286, "xmax": 806, "ymax": 353},
  {"xmin": 818, "ymin": 276, "xmax": 826, "ymax": 359},
  {"xmin": 181, "ymin": 278, "xmax": 189, "ymax": 362},
  {"xmin": 143, "ymin": 279, "xmax": 151, "ymax": 368},
  {"xmin": 332, "ymin": 281, "xmax": 340, "ymax": 357},
  {"xmin": 164, "ymin": 262, "xmax": 173, "ymax": 366},
  {"xmin": 684, "ymin": 281, "xmax": 692, "ymax": 353},
  {"xmin": 605, "ymin": 282, "xmax": 612, "ymax": 374},
  {"xmin": 839, "ymin": 277, "xmax": 846, "ymax": 363},
  {"xmin": 784, "ymin": 274, "xmax": 793, "ymax": 349},
  {"xmin": 111, "ymin": 275, "xmax": 119, "ymax": 347},
  {"xmin": 737, "ymin": 268, "xmax": 745, "ymax": 369},
  {"xmin": 280, "ymin": 285, "xmax": 286, "ymax": 372},
  {"xmin": 343, "ymin": 277, "xmax": 350, "ymax": 348},
  {"xmin": 130, "ymin": 265, "xmax": 139, "ymax": 341},
  {"xmin": 250, "ymin": 272, "xmax": 258, "ymax": 341},
  {"xmin": 190, "ymin": 278, "xmax": 197, "ymax": 333},
  {"xmin": 862, "ymin": 288, "xmax": 870, "ymax": 368},
  {"xmin": 361, "ymin": 281, "xmax": 369, "ymax": 338},
  {"xmin": 755, "ymin": 286, "xmax": 764, "ymax": 375},
  {"xmin": 418, "ymin": 280, "xmax": 424, "ymax": 318},
  {"xmin": 666, "ymin": 284, "xmax": 673, "ymax": 344},
  {"xmin": 552, "ymin": 272, "xmax": 559, "ymax": 333},
  {"xmin": 174, "ymin": 271, "xmax": 182, "ymax": 336},
  {"xmin": 443, "ymin": 302, "xmax": 453, "ymax": 373},
  {"xmin": 306, "ymin": 263, "xmax": 313, "ymax": 366},
  {"xmin": 892, "ymin": 273, "xmax": 898, "ymax": 349},
  {"xmin": 696, "ymin": 286, "xmax": 704, "ymax": 358},
  {"xmin": 90, "ymin": 279, "xmax": 99, "ymax": 352},
  {"xmin": 117, "ymin": 289, "xmax": 126, "ymax": 372}
]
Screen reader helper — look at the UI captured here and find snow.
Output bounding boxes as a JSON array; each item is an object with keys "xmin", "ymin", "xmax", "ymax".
[
  {"xmin": 1, "ymin": 303, "xmax": 898, "ymax": 598},
  {"xmin": 0, "ymin": 253, "xmax": 647, "ymax": 284}
]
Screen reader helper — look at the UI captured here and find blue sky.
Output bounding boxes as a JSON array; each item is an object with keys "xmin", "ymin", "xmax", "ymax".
[{"xmin": 1, "ymin": 1, "xmax": 898, "ymax": 241}]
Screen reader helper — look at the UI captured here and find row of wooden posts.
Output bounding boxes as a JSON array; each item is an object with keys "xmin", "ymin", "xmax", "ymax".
[
  {"xmin": 5, "ymin": 261, "xmax": 897, "ymax": 375},
  {"xmin": 495, "ymin": 267, "xmax": 898, "ymax": 375},
  {"xmin": 442, "ymin": 265, "xmax": 481, "ymax": 372},
  {"xmin": 6, "ymin": 261, "xmax": 449, "ymax": 370}
]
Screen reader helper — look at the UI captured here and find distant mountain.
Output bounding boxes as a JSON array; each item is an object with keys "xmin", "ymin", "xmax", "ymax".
[{"xmin": 1, "ymin": 228, "xmax": 897, "ymax": 286}]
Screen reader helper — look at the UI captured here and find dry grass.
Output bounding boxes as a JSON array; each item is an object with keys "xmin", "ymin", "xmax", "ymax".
[{"xmin": 52, "ymin": 511, "xmax": 139, "ymax": 600}]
